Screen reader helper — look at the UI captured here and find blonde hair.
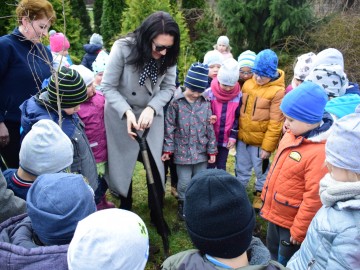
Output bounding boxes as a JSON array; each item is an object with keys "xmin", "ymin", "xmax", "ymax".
[
  {"xmin": 326, "ymin": 161, "xmax": 360, "ymax": 182},
  {"xmin": 16, "ymin": 0, "xmax": 56, "ymax": 25}
]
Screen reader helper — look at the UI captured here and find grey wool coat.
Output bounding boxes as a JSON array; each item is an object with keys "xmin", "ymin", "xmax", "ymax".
[{"xmin": 102, "ymin": 38, "xmax": 176, "ymax": 197}]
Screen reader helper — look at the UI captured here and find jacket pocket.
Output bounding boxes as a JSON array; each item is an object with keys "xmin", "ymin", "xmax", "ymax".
[
  {"xmin": 174, "ymin": 136, "xmax": 188, "ymax": 156},
  {"xmin": 240, "ymin": 93, "xmax": 249, "ymax": 116},
  {"xmin": 274, "ymin": 192, "xmax": 301, "ymax": 208},
  {"xmin": 252, "ymin": 97, "xmax": 270, "ymax": 121}
]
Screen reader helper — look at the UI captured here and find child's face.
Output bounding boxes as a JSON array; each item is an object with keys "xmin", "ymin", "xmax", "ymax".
[
  {"xmin": 58, "ymin": 49, "xmax": 69, "ymax": 56},
  {"xmin": 254, "ymin": 73, "xmax": 271, "ymax": 86},
  {"xmin": 292, "ymin": 77, "xmax": 303, "ymax": 88},
  {"xmin": 208, "ymin": 64, "xmax": 221, "ymax": 79},
  {"xmin": 283, "ymin": 114, "xmax": 315, "ymax": 136},
  {"xmin": 325, "ymin": 162, "xmax": 360, "ymax": 182},
  {"xmin": 239, "ymin": 67, "xmax": 253, "ymax": 81},
  {"xmin": 216, "ymin": 44, "xmax": 227, "ymax": 53},
  {"xmin": 86, "ymin": 83, "xmax": 96, "ymax": 98},
  {"xmin": 63, "ymin": 105, "xmax": 80, "ymax": 115},
  {"xmin": 219, "ymin": 83, "xmax": 233, "ymax": 92},
  {"xmin": 94, "ymin": 72, "xmax": 104, "ymax": 86},
  {"xmin": 184, "ymin": 88, "xmax": 202, "ymax": 103}
]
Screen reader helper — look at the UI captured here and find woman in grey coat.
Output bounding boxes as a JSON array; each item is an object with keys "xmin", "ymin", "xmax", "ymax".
[{"xmin": 102, "ymin": 11, "xmax": 180, "ymax": 224}]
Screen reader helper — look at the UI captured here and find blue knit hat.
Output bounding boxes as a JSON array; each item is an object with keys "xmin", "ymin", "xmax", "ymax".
[
  {"xmin": 185, "ymin": 169, "xmax": 255, "ymax": 258},
  {"xmin": 237, "ymin": 50, "xmax": 257, "ymax": 68},
  {"xmin": 280, "ymin": 81, "xmax": 328, "ymax": 124},
  {"xmin": 184, "ymin": 62, "xmax": 209, "ymax": 93},
  {"xmin": 27, "ymin": 173, "xmax": 96, "ymax": 246},
  {"xmin": 252, "ymin": 49, "xmax": 278, "ymax": 79}
]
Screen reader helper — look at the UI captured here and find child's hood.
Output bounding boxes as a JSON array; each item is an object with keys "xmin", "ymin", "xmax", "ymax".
[
  {"xmin": 83, "ymin": 43, "xmax": 102, "ymax": 54},
  {"xmin": 267, "ymin": 69, "xmax": 285, "ymax": 88},
  {"xmin": 253, "ymin": 69, "xmax": 285, "ymax": 88},
  {"xmin": 305, "ymin": 112, "xmax": 334, "ymax": 143}
]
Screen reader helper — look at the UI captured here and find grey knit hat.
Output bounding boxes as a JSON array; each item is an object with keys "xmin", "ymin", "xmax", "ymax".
[
  {"xmin": 19, "ymin": 119, "xmax": 73, "ymax": 176},
  {"xmin": 89, "ymin": 33, "xmax": 103, "ymax": 46},
  {"xmin": 326, "ymin": 110, "xmax": 360, "ymax": 174}
]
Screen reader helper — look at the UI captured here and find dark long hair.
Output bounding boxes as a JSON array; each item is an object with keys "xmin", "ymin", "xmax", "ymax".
[{"xmin": 125, "ymin": 11, "xmax": 180, "ymax": 75}]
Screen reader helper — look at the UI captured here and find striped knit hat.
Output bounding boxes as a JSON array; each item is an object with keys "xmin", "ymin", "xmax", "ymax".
[
  {"xmin": 237, "ymin": 50, "xmax": 257, "ymax": 68},
  {"xmin": 46, "ymin": 67, "xmax": 88, "ymax": 108},
  {"xmin": 184, "ymin": 62, "xmax": 209, "ymax": 93}
]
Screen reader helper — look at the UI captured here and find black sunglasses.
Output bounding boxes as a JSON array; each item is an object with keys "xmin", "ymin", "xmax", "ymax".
[{"xmin": 153, "ymin": 42, "xmax": 172, "ymax": 52}]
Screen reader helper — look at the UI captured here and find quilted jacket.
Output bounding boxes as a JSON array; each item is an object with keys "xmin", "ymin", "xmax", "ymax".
[
  {"xmin": 260, "ymin": 115, "xmax": 333, "ymax": 242},
  {"xmin": 238, "ymin": 70, "xmax": 285, "ymax": 152}
]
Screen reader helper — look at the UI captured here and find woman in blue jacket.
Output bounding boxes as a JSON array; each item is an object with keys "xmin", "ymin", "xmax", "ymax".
[{"xmin": 0, "ymin": 0, "xmax": 55, "ymax": 169}]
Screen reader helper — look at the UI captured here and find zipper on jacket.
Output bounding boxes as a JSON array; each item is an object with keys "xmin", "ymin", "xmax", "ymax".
[
  {"xmin": 307, "ymin": 259, "xmax": 315, "ymax": 270},
  {"xmin": 252, "ymin": 97, "xmax": 258, "ymax": 116},
  {"xmin": 243, "ymin": 95, "xmax": 249, "ymax": 113}
]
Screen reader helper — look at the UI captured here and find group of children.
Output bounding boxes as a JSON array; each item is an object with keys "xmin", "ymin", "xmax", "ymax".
[
  {"xmin": 0, "ymin": 31, "xmax": 360, "ymax": 269},
  {"xmin": 161, "ymin": 37, "xmax": 360, "ymax": 269}
]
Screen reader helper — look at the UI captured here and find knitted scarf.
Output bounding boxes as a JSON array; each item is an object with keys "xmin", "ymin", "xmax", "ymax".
[
  {"xmin": 139, "ymin": 58, "xmax": 158, "ymax": 86},
  {"xmin": 319, "ymin": 173, "xmax": 360, "ymax": 207},
  {"xmin": 211, "ymin": 77, "xmax": 240, "ymax": 103}
]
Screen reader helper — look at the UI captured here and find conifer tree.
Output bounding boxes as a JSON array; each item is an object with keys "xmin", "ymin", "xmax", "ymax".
[
  {"xmin": 101, "ymin": 0, "xmax": 126, "ymax": 48},
  {"xmin": 68, "ymin": 0, "xmax": 92, "ymax": 38},
  {"xmin": 217, "ymin": 0, "xmax": 313, "ymax": 55},
  {"xmin": 182, "ymin": 0, "xmax": 205, "ymax": 9},
  {"xmin": 50, "ymin": 0, "xmax": 86, "ymax": 62},
  {"xmin": 93, "ymin": 0, "xmax": 103, "ymax": 33},
  {"xmin": 0, "ymin": 1, "xmax": 14, "ymax": 36},
  {"xmin": 192, "ymin": 5, "xmax": 222, "ymax": 61}
]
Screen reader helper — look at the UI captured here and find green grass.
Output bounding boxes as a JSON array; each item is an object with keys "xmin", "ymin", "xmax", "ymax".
[{"xmin": 107, "ymin": 155, "xmax": 267, "ymax": 270}]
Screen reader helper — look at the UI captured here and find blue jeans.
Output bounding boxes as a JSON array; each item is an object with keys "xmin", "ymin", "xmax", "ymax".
[
  {"xmin": 176, "ymin": 162, "xmax": 208, "ymax": 200},
  {"xmin": 235, "ymin": 140, "xmax": 269, "ymax": 191},
  {"xmin": 266, "ymin": 222, "xmax": 300, "ymax": 266}
]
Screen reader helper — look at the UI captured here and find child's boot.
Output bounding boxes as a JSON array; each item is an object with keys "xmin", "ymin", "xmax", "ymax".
[
  {"xmin": 177, "ymin": 200, "xmax": 185, "ymax": 221},
  {"xmin": 171, "ymin": 186, "xmax": 179, "ymax": 198},
  {"xmin": 252, "ymin": 190, "xmax": 263, "ymax": 212},
  {"xmin": 96, "ymin": 195, "xmax": 115, "ymax": 211}
]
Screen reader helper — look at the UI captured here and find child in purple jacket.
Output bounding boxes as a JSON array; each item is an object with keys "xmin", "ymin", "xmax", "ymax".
[
  {"xmin": 71, "ymin": 64, "xmax": 115, "ymax": 210},
  {"xmin": 204, "ymin": 58, "xmax": 241, "ymax": 170}
]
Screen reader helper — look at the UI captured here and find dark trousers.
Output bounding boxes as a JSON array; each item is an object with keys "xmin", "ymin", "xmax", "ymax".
[
  {"xmin": 208, "ymin": 146, "xmax": 229, "ymax": 170},
  {"xmin": 266, "ymin": 221, "xmax": 300, "ymax": 266},
  {"xmin": 94, "ymin": 175, "xmax": 109, "ymax": 204},
  {"xmin": 119, "ymin": 147, "xmax": 164, "ymax": 223},
  {"xmin": 164, "ymin": 155, "xmax": 178, "ymax": 188},
  {"xmin": 0, "ymin": 121, "xmax": 21, "ymax": 170}
]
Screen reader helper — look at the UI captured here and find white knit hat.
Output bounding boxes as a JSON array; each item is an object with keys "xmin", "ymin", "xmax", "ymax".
[
  {"xmin": 70, "ymin": 65, "xmax": 94, "ymax": 87},
  {"xmin": 20, "ymin": 119, "xmax": 73, "ymax": 176},
  {"xmin": 217, "ymin": 36, "xmax": 230, "ymax": 46},
  {"xmin": 217, "ymin": 58, "xmax": 240, "ymax": 86},
  {"xmin": 92, "ymin": 50, "xmax": 109, "ymax": 74},
  {"xmin": 293, "ymin": 52, "xmax": 317, "ymax": 81},
  {"xmin": 203, "ymin": 50, "xmax": 223, "ymax": 66},
  {"xmin": 67, "ymin": 209, "xmax": 149, "ymax": 270},
  {"xmin": 304, "ymin": 48, "xmax": 348, "ymax": 97}
]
